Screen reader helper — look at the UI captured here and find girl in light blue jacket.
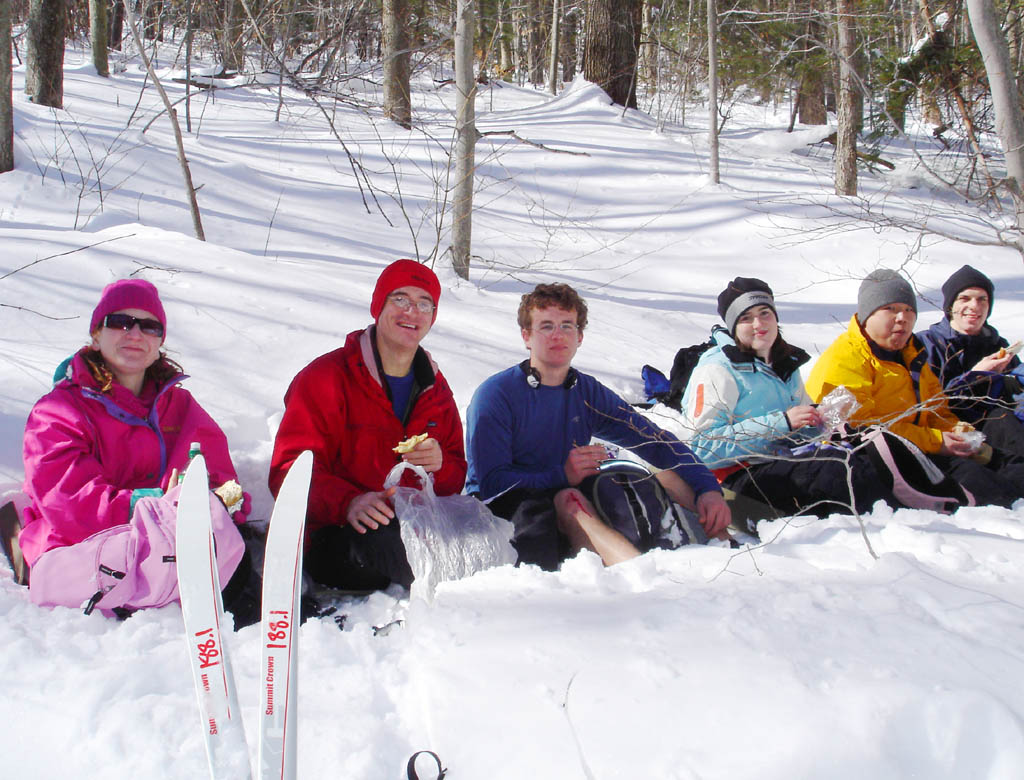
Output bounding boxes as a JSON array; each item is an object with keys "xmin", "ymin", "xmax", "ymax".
[{"xmin": 681, "ymin": 278, "xmax": 892, "ymax": 519}]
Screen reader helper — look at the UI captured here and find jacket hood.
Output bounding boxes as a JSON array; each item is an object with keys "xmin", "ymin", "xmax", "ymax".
[{"xmin": 353, "ymin": 326, "xmax": 439, "ymax": 390}]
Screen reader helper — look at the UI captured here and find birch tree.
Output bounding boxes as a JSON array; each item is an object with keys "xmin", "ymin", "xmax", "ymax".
[
  {"xmin": 835, "ymin": 0, "xmax": 857, "ymax": 196},
  {"xmin": 451, "ymin": 0, "xmax": 477, "ymax": 279},
  {"xmin": 548, "ymin": 0, "xmax": 561, "ymax": 94},
  {"xmin": 966, "ymin": 0, "xmax": 1024, "ymax": 230},
  {"xmin": 707, "ymin": 0, "xmax": 719, "ymax": 183}
]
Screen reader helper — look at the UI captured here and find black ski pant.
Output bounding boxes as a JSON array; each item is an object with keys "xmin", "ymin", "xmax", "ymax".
[
  {"xmin": 485, "ymin": 488, "xmax": 565, "ymax": 571},
  {"xmin": 723, "ymin": 449, "xmax": 895, "ymax": 518},
  {"xmin": 306, "ymin": 521, "xmax": 414, "ymax": 591},
  {"xmin": 930, "ymin": 453, "xmax": 1024, "ymax": 508},
  {"xmin": 979, "ymin": 408, "xmax": 1024, "ymax": 463}
]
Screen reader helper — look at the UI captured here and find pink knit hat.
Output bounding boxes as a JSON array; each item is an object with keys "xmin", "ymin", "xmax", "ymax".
[
  {"xmin": 370, "ymin": 259, "xmax": 441, "ymax": 323},
  {"xmin": 90, "ymin": 279, "xmax": 167, "ymax": 339}
]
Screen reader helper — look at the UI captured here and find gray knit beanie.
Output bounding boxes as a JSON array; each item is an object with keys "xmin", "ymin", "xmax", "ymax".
[{"xmin": 857, "ymin": 269, "xmax": 917, "ymax": 324}]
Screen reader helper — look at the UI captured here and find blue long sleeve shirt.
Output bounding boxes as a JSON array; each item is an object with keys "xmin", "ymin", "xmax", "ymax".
[{"xmin": 465, "ymin": 365, "xmax": 721, "ymax": 500}]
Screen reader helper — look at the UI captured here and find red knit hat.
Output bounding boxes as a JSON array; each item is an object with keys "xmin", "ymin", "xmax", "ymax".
[
  {"xmin": 90, "ymin": 279, "xmax": 167, "ymax": 340},
  {"xmin": 370, "ymin": 260, "xmax": 441, "ymax": 322}
]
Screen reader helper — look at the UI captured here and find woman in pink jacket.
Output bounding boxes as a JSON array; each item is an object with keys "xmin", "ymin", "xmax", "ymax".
[{"xmin": 18, "ymin": 279, "xmax": 252, "ymax": 620}]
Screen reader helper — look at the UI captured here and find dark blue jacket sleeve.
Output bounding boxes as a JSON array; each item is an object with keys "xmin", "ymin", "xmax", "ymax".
[{"xmin": 587, "ymin": 382, "xmax": 722, "ymax": 497}]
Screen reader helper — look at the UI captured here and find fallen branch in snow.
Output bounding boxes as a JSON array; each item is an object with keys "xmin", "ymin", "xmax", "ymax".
[
  {"xmin": 479, "ymin": 130, "xmax": 590, "ymax": 156},
  {"xmin": 0, "ymin": 303, "xmax": 77, "ymax": 319},
  {"xmin": 0, "ymin": 234, "xmax": 136, "ymax": 281},
  {"xmin": 819, "ymin": 132, "xmax": 896, "ymax": 171}
]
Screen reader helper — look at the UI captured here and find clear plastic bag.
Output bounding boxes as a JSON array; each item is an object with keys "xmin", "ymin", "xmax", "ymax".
[
  {"xmin": 817, "ymin": 386, "xmax": 862, "ymax": 430},
  {"xmin": 957, "ymin": 429, "xmax": 986, "ymax": 452},
  {"xmin": 384, "ymin": 462, "xmax": 517, "ymax": 601}
]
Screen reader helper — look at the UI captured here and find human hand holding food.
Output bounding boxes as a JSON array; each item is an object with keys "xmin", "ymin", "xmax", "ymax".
[{"xmin": 400, "ymin": 436, "xmax": 443, "ymax": 473}]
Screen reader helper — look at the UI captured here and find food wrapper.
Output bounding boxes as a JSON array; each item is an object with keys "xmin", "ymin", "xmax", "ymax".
[{"xmin": 816, "ymin": 386, "xmax": 861, "ymax": 429}]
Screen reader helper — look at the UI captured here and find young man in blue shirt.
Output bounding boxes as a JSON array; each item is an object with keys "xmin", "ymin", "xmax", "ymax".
[{"xmin": 466, "ymin": 283, "xmax": 730, "ymax": 569}]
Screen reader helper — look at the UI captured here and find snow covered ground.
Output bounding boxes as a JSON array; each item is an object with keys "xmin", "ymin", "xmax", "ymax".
[{"xmin": 2, "ymin": 42, "xmax": 1024, "ymax": 779}]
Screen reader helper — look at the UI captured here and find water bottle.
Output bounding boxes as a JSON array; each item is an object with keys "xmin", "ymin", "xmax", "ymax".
[{"xmin": 178, "ymin": 441, "xmax": 202, "ymax": 484}]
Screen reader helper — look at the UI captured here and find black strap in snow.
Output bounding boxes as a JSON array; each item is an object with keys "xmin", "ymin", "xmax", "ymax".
[
  {"xmin": 406, "ymin": 750, "xmax": 446, "ymax": 780},
  {"xmin": 83, "ymin": 590, "xmax": 104, "ymax": 615}
]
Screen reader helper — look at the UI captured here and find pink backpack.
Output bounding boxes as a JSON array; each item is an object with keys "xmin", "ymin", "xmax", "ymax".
[{"xmin": 28, "ymin": 485, "xmax": 244, "ymax": 617}]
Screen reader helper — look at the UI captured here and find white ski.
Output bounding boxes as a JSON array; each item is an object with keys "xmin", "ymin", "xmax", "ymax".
[
  {"xmin": 258, "ymin": 450, "xmax": 313, "ymax": 780},
  {"xmin": 177, "ymin": 454, "xmax": 252, "ymax": 779}
]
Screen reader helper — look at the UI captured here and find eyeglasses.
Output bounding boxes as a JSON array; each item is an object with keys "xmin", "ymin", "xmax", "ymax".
[
  {"xmin": 388, "ymin": 294, "xmax": 436, "ymax": 315},
  {"xmin": 532, "ymin": 323, "xmax": 579, "ymax": 336},
  {"xmin": 103, "ymin": 313, "xmax": 165, "ymax": 338}
]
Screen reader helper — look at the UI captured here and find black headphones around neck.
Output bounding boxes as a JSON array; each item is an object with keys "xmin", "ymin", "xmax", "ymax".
[{"xmin": 518, "ymin": 360, "xmax": 578, "ymax": 389}]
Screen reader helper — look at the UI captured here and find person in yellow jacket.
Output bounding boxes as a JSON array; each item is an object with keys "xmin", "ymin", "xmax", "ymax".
[{"xmin": 806, "ymin": 269, "xmax": 1024, "ymax": 507}]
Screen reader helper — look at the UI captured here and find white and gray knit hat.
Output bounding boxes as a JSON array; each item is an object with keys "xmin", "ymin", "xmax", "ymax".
[{"xmin": 717, "ymin": 277, "xmax": 776, "ymax": 335}]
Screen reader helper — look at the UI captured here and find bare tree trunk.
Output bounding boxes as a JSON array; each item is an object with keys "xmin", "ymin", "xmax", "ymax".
[
  {"xmin": 143, "ymin": 0, "xmax": 163, "ymax": 41},
  {"xmin": 451, "ymin": 0, "xmax": 477, "ymax": 279},
  {"xmin": 90, "ymin": 0, "xmax": 109, "ymax": 76},
  {"xmin": 185, "ymin": 0, "xmax": 193, "ymax": 132},
  {"xmin": 527, "ymin": 0, "xmax": 544, "ymax": 84},
  {"xmin": 562, "ymin": 5, "xmax": 578, "ymax": 81},
  {"xmin": 583, "ymin": 0, "xmax": 640, "ymax": 108},
  {"xmin": 639, "ymin": 0, "xmax": 655, "ymax": 85},
  {"xmin": 835, "ymin": 0, "xmax": 857, "ymax": 196},
  {"xmin": 223, "ymin": 0, "xmax": 244, "ymax": 72},
  {"xmin": 797, "ymin": 6, "xmax": 826, "ymax": 126},
  {"xmin": 124, "ymin": 0, "xmax": 206, "ymax": 241},
  {"xmin": 499, "ymin": 4, "xmax": 513, "ymax": 78},
  {"xmin": 25, "ymin": 0, "xmax": 65, "ymax": 108},
  {"xmin": 548, "ymin": 0, "xmax": 560, "ymax": 94},
  {"xmin": 1, "ymin": 0, "xmax": 13, "ymax": 173},
  {"xmin": 383, "ymin": 0, "xmax": 412, "ymax": 128},
  {"xmin": 707, "ymin": 0, "xmax": 719, "ymax": 183},
  {"xmin": 679, "ymin": 0, "xmax": 696, "ymax": 126},
  {"xmin": 967, "ymin": 0, "xmax": 1024, "ymax": 230},
  {"xmin": 108, "ymin": 0, "xmax": 124, "ymax": 50}
]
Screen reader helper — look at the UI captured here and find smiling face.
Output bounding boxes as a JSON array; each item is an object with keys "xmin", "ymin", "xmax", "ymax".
[
  {"xmin": 521, "ymin": 305, "xmax": 583, "ymax": 381},
  {"xmin": 734, "ymin": 305, "xmax": 778, "ymax": 359},
  {"xmin": 949, "ymin": 287, "xmax": 990, "ymax": 336},
  {"xmin": 863, "ymin": 303, "xmax": 916, "ymax": 351},
  {"xmin": 91, "ymin": 307, "xmax": 163, "ymax": 393},
  {"xmin": 375, "ymin": 285, "xmax": 435, "ymax": 360}
]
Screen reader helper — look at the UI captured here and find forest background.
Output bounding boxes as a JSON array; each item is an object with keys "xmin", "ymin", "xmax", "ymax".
[{"xmin": 7, "ymin": 1, "xmax": 1024, "ymax": 256}]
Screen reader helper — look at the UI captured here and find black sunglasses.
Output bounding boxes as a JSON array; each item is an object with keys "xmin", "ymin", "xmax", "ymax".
[{"xmin": 103, "ymin": 313, "xmax": 165, "ymax": 338}]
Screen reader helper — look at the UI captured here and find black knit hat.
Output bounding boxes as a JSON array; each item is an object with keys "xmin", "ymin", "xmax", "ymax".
[
  {"xmin": 717, "ymin": 277, "xmax": 776, "ymax": 335},
  {"xmin": 941, "ymin": 264, "xmax": 994, "ymax": 320},
  {"xmin": 857, "ymin": 269, "xmax": 917, "ymax": 324}
]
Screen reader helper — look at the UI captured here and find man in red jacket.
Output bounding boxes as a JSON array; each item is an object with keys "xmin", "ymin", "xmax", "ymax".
[{"xmin": 269, "ymin": 260, "xmax": 466, "ymax": 591}]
